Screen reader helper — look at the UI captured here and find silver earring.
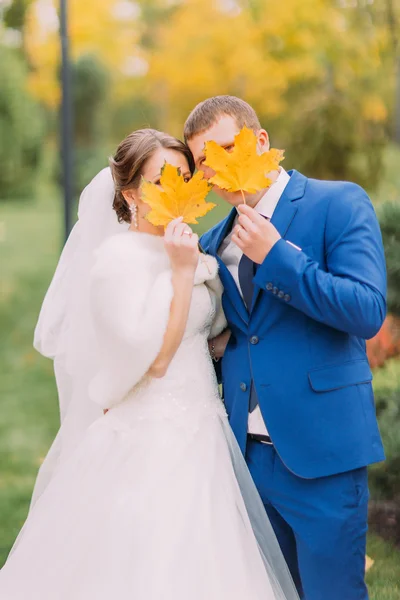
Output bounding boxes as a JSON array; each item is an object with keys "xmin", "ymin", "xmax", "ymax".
[{"xmin": 130, "ymin": 203, "xmax": 138, "ymax": 228}]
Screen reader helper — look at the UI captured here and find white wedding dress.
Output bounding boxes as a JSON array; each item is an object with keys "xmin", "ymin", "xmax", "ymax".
[{"xmin": 0, "ymin": 231, "xmax": 298, "ymax": 600}]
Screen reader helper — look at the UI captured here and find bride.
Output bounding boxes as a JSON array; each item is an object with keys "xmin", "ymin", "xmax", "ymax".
[{"xmin": 0, "ymin": 129, "xmax": 298, "ymax": 600}]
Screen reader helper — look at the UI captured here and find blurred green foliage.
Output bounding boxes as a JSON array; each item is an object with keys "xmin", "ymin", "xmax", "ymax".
[
  {"xmin": 370, "ymin": 358, "xmax": 400, "ymax": 501},
  {"xmin": 285, "ymin": 93, "xmax": 386, "ymax": 189},
  {"xmin": 1, "ymin": 0, "xmax": 399, "ymax": 196},
  {"xmin": 71, "ymin": 54, "xmax": 112, "ymax": 194},
  {"xmin": 378, "ymin": 201, "xmax": 400, "ymax": 317},
  {"xmin": 73, "ymin": 55, "xmax": 110, "ymax": 147},
  {"xmin": 2, "ymin": 0, "xmax": 32, "ymax": 31},
  {"xmin": 0, "ymin": 46, "xmax": 46, "ymax": 199}
]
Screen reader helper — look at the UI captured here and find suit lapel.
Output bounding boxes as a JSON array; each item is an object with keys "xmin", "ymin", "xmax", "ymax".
[
  {"xmin": 270, "ymin": 170, "xmax": 306, "ymax": 235},
  {"xmin": 250, "ymin": 170, "xmax": 307, "ymax": 311},
  {"xmin": 207, "ymin": 171, "xmax": 308, "ymax": 322},
  {"xmin": 215, "ymin": 256, "xmax": 249, "ymax": 325},
  {"xmin": 209, "ymin": 207, "xmax": 237, "ymax": 256},
  {"xmin": 208, "ymin": 208, "xmax": 249, "ymax": 326}
]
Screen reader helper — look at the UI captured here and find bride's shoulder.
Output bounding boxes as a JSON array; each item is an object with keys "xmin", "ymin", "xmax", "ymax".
[{"xmin": 92, "ymin": 232, "xmax": 167, "ymax": 278}]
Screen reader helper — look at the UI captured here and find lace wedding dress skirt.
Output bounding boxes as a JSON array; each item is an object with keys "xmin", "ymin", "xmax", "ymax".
[{"xmin": 0, "ymin": 247, "xmax": 297, "ymax": 600}]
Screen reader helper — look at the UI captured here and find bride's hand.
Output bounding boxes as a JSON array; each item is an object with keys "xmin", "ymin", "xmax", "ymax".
[{"xmin": 164, "ymin": 217, "xmax": 199, "ymax": 276}]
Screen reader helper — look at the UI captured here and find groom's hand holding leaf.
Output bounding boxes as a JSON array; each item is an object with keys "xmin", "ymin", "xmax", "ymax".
[
  {"xmin": 203, "ymin": 125, "xmax": 284, "ymax": 262},
  {"xmin": 203, "ymin": 126, "xmax": 284, "ymax": 203},
  {"xmin": 232, "ymin": 205, "xmax": 281, "ymax": 264}
]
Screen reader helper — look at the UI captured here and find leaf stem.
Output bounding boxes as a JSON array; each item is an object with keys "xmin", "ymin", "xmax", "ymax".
[{"xmin": 240, "ymin": 189, "xmax": 246, "ymax": 205}]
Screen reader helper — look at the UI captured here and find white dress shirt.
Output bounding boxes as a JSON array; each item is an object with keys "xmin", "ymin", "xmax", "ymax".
[{"xmin": 218, "ymin": 169, "xmax": 291, "ymax": 436}]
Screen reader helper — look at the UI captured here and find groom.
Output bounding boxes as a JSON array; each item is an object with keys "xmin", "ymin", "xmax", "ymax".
[{"xmin": 185, "ymin": 96, "xmax": 386, "ymax": 600}]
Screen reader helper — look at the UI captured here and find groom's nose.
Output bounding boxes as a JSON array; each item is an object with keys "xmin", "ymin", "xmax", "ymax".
[{"xmin": 199, "ymin": 163, "xmax": 216, "ymax": 181}]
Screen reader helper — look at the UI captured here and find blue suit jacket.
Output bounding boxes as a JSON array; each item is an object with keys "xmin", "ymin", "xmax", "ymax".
[{"xmin": 201, "ymin": 170, "xmax": 386, "ymax": 479}]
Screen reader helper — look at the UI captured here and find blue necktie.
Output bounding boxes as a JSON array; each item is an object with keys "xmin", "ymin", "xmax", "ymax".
[
  {"xmin": 238, "ymin": 253, "xmax": 255, "ymax": 310},
  {"xmin": 238, "ymin": 254, "xmax": 259, "ymax": 412},
  {"xmin": 237, "ymin": 213, "xmax": 269, "ymax": 310}
]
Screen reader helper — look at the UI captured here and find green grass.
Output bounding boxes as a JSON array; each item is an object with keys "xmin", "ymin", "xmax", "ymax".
[
  {"xmin": 367, "ymin": 534, "xmax": 400, "ymax": 599},
  {"xmin": 0, "ymin": 190, "xmax": 62, "ymax": 561},
  {"xmin": 1, "ymin": 179, "xmax": 400, "ymax": 597}
]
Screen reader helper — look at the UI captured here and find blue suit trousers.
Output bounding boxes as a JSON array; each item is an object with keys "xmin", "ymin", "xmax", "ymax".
[{"xmin": 246, "ymin": 438, "xmax": 369, "ymax": 600}]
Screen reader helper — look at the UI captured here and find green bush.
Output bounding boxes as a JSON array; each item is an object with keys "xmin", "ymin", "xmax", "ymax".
[
  {"xmin": 72, "ymin": 55, "xmax": 111, "ymax": 195},
  {"xmin": 0, "ymin": 46, "xmax": 46, "ymax": 199},
  {"xmin": 110, "ymin": 96, "xmax": 158, "ymax": 143},
  {"xmin": 370, "ymin": 358, "xmax": 400, "ymax": 500},
  {"xmin": 273, "ymin": 90, "xmax": 386, "ymax": 190},
  {"xmin": 73, "ymin": 54, "xmax": 109, "ymax": 147},
  {"xmin": 377, "ymin": 201, "xmax": 400, "ymax": 318},
  {"xmin": 371, "ymin": 197, "xmax": 400, "ymax": 501}
]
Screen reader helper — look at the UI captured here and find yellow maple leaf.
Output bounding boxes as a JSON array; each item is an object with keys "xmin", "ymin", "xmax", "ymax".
[
  {"xmin": 365, "ymin": 555, "xmax": 374, "ymax": 572},
  {"xmin": 204, "ymin": 126, "xmax": 284, "ymax": 200},
  {"xmin": 142, "ymin": 163, "xmax": 215, "ymax": 228}
]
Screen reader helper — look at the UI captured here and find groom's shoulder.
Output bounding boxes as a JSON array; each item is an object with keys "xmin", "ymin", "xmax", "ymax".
[
  {"xmin": 305, "ymin": 173, "xmax": 367, "ymax": 198},
  {"xmin": 302, "ymin": 173, "xmax": 373, "ymax": 213}
]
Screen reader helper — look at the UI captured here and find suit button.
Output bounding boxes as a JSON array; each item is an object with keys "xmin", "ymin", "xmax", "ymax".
[
  {"xmin": 266, "ymin": 282, "xmax": 273, "ymax": 291},
  {"xmin": 250, "ymin": 335, "xmax": 259, "ymax": 345},
  {"xmin": 272, "ymin": 287, "xmax": 278, "ymax": 295},
  {"xmin": 240, "ymin": 382, "xmax": 247, "ymax": 392},
  {"xmin": 278, "ymin": 290, "xmax": 284, "ymax": 299},
  {"xmin": 284, "ymin": 294, "xmax": 291, "ymax": 302}
]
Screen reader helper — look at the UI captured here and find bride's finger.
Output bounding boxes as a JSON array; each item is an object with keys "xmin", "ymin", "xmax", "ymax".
[
  {"xmin": 173, "ymin": 223, "xmax": 191, "ymax": 241},
  {"xmin": 165, "ymin": 217, "xmax": 183, "ymax": 242},
  {"xmin": 177, "ymin": 222, "xmax": 193, "ymax": 236},
  {"xmin": 181, "ymin": 236, "xmax": 198, "ymax": 250},
  {"xmin": 182, "ymin": 232, "xmax": 198, "ymax": 246}
]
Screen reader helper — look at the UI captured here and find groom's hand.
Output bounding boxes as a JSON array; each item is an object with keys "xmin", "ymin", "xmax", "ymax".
[
  {"xmin": 208, "ymin": 329, "xmax": 231, "ymax": 360},
  {"xmin": 232, "ymin": 204, "xmax": 281, "ymax": 264}
]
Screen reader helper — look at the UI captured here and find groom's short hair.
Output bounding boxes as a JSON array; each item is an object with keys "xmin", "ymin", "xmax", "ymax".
[{"xmin": 184, "ymin": 95, "xmax": 261, "ymax": 142}]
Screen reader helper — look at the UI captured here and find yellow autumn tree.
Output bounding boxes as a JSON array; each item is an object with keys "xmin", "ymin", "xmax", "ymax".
[
  {"xmin": 21, "ymin": 0, "xmax": 393, "ymax": 184},
  {"xmin": 141, "ymin": 0, "xmax": 389, "ymax": 184},
  {"xmin": 145, "ymin": 0, "xmax": 290, "ymax": 134},
  {"xmin": 144, "ymin": 0, "xmax": 387, "ymax": 133},
  {"xmin": 24, "ymin": 0, "xmax": 140, "ymax": 108}
]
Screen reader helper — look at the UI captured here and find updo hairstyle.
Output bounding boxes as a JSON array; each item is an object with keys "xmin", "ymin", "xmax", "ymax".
[{"xmin": 109, "ymin": 129, "xmax": 195, "ymax": 224}]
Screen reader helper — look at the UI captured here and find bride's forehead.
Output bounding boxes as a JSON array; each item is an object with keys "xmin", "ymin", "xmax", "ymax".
[{"xmin": 144, "ymin": 147, "xmax": 189, "ymax": 175}]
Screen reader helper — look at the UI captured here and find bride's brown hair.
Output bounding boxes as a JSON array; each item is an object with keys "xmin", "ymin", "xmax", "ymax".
[{"xmin": 110, "ymin": 129, "xmax": 195, "ymax": 224}]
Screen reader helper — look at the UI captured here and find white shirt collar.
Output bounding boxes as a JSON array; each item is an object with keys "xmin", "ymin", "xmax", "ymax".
[{"xmin": 253, "ymin": 168, "xmax": 290, "ymax": 219}]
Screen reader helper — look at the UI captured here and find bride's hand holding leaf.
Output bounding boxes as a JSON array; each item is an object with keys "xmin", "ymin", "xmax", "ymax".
[
  {"xmin": 141, "ymin": 163, "xmax": 215, "ymax": 228},
  {"xmin": 141, "ymin": 163, "xmax": 216, "ymax": 277},
  {"xmin": 164, "ymin": 218, "xmax": 199, "ymax": 276}
]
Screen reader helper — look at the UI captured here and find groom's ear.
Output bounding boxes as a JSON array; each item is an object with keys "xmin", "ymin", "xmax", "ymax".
[{"xmin": 257, "ymin": 129, "xmax": 270, "ymax": 153}]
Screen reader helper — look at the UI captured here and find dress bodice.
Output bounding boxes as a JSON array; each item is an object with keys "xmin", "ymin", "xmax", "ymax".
[{"xmin": 94, "ymin": 237, "xmax": 227, "ymax": 435}]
